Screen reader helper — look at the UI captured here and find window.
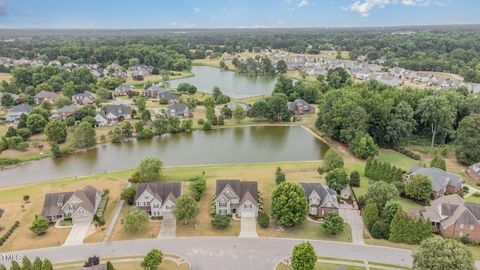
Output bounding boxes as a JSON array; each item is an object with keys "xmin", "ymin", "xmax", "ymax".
[
  {"xmin": 470, "ymin": 225, "xmax": 474, "ymax": 230},
  {"xmin": 460, "ymin": 224, "xmax": 464, "ymax": 229},
  {"xmin": 145, "ymin": 196, "xmax": 149, "ymax": 200},
  {"xmin": 219, "ymin": 209, "xmax": 227, "ymax": 214},
  {"xmin": 466, "ymin": 233, "xmax": 471, "ymax": 238},
  {"xmin": 460, "ymin": 232, "xmax": 463, "ymax": 237},
  {"xmin": 166, "ymin": 205, "xmax": 174, "ymax": 210},
  {"xmin": 244, "ymin": 204, "xmax": 252, "ymax": 209},
  {"xmin": 219, "ymin": 201, "xmax": 227, "ymax": 207},
  {"xmin": 153, "ymin": 204, "xmax": 159, "ymax": 208}
]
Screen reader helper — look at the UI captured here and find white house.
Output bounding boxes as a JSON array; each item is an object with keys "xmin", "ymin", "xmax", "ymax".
[
  {"xmin": 134, "ymin": 182, "xmax": 182, "ymax": 218},
  {"xmin": 215, "ymin": 180, "xmax": 259, "ymax": 218}
]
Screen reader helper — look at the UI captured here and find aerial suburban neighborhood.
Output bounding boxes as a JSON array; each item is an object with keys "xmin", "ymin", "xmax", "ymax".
[{"xmin": 0, "ymin": 1, "xmax": 480, "ymax": 270}]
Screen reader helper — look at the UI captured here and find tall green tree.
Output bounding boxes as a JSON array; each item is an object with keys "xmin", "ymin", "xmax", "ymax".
[
  {"xmin": 455, "ymin": 114, "xmax": 480, "ymax": 165},
  {"xmin": 26, "ymin": 114, "xmax": 47, "ymax": 134},
  {"xmin": 365, "ymin": 181, "xmax": 399, "ymax": 210},
  {"xmin": 232, "ymin": 106, "xmax": 245, "ymax": 124},
  {"xmin": 321, "ymin": 148, "xmax": 344, "ymax": 172},
  {"xmin": 73, "ymin": 121, "xmax": 96, "ymax": 148},
  {"xmin": 44, "ymin": 119, "xmax": 67, "ymax": 144},
  {"xmin": 325, "ymin": 168, "xmax": 349, "ymax": 192},
  {"xmin": 173, "ymin": 195, "xmax": 199, "ymax": 225},
  {"xmin": 405, "ymin": 175, "xmax": 432, "ymax": 202},
  {"xmin": 124, "ymin": 208, "xmax": 149, "ymax": 234},
  {"xmin": 141, "ymin": 249, "xmax": 163, "ymax": 270},
  {"xmin": 322, "ymin": 212, "xmax": 344, "ymax": 234},
  {"xmin": 291, "ymin": 242, "xmax": 317, "ymax": 270},
  {"xmin": 271, "ymin": 182, "xmax": 308, "ymax": 227},
  {"xmin": 418, "ymin": 95, "xmax": 456, "ymax": 147},
  {"xmin": 137, "ymin": 157, "xmax": 162, "ymax": 182},
  {"xmin": 413, "ymin": 237, "xmax": 474, "ymax": 270}
]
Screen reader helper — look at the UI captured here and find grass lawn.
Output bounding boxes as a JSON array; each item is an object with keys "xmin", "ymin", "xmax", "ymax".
[
  {"xmin": 259, "ymin": 221, "xmax": 352, "ymax": 242},
  {"xmin": 0, "ymin": 72, "xmax": 12, "ymax": 82},
  {"xmin": 125, "ymin": 71, "xmax": 194, "ymax": 85},
  {"xmin": 108, "ymin": 204, "xmax": 161, "ymax": 241}
]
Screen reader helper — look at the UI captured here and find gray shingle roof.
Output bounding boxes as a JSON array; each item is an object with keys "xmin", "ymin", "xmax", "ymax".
[
  {"xmin": 407, "ymin": 166, "xmax": 463, "ymax": 192},
  {"xmin": 104, "ymin": 104, "xmax": 132, "ymax": 117},
  {"xmin": 300, "ymin": 183, "xmax": 339, "ymax": 208},
  {"xmin": 41, "ymin": 185, "xmax": 101, "ymax": 217},
  {"xmin": 9, "ymin": 104, "xmax": 32, "ymax": 113},
  {"xmin": 135, "ymin": 182, "xmax": 181, "ymax": 202},
  {"xmin": 57, "ymin": 105, "xmax": 77, "ymax": 113},
  {"xmin": 216, "ymin": 180, "xmax": 259, "ymax": 206}
]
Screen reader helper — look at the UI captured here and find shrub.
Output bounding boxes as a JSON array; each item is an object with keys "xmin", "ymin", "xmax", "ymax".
[
  {"xmin": 349, "ymin": 133, "xmax": 378, "ymax": 159},
  {"xmin": 258, "ymin": 212, "xmax": 270, "ymax": 228},
  {"xmin": 0, "ymin": 221, "xmax": 19, "ymax": 247},
  {"xmin": 322, "ymin": 212, "xmax": 344, "ymax": 234},
  {"xmin": 394, "ymin": 147, "xmax": 421, "ymax": 160},
  {"xmin": 350, "ymin": 171, "xmax": 360, "ymax": 187},
  {"xmin": 371, "ymin": 220, "xmax": 388, "ymax": 239},
  {"xmin": 322, "ymin": 148, "xmax": 344, "ymax": 172},
  {"xmin": 211, "ymin": 214, "xmax": 230, "ymax": 229},
  {"xmin": 325, "ymin": 168, "xmax": 349, "ymax": 192}
]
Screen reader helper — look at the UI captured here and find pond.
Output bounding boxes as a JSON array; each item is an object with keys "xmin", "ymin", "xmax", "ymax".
[
  {"xmin": 0, "ymin": 126, "xmax": 329, "ymax": 186},
  {"xmin": 168, "ymin": 66, "xmax": 277, "ymax": 98}
]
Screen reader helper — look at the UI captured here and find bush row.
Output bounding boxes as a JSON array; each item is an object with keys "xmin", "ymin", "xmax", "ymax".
[
  {"xmin": 394, "ymin": 147, "xmax": 421, "ymax": 160},
  {"xmin": 0, "ymin": 221, "xmax": 20, "ymax": 247}
]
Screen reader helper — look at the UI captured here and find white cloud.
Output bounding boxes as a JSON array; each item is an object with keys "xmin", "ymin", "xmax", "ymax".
[
  {"xmin": 347, "ymin": 0, "xmax": 447, "ymax": 17},
  {"xmin": 193, "ymin": 7, "xmax": 201, "ymax": 13},
  {"xmin": 169, "ymin": 22, "xmax": 195, "ymax": 28},
  {"xmin": 298, "ymin": 0, "xmax": 310, "ymax": 7}
]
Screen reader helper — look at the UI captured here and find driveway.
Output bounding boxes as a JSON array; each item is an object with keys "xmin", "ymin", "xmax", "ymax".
[
  {"xmin": 239, "ymin": 217, "xmax": 258, "ymax": 238},
  {"xmin": 339, "ymin": 208, "xmax": 365, "ymax": 245},
  {"xmin": 63, "ymin": 222, "xmax": 91, "ymax": 246},
  {"xmin": 158, "ymin": 214, "xmax": 176, "ymax": 238}
]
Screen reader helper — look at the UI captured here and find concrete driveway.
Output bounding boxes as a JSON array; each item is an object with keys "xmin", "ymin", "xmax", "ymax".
[
  {"xmin": 158, "ymin": 214, "xmax": 176, "ymax": 238},
  {"xmin": 239, "ymin": 217, "xmax": 258, "ymax": 238},
  {"xmin": 63, "ymin": 222, "xmax": 91, "ymax": 246},
  {"xmin": 339, "ymin": 208, "xmax": 365, "ymax": 245}
]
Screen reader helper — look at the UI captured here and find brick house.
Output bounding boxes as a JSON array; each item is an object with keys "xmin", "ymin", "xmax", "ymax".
[
  {"xmin": 466, "ymin": 163, "xmax": 480, "ymax": 181},
  {"xmin": 404, "ymin": 166, "xmax": 463, "ymax": 199}
]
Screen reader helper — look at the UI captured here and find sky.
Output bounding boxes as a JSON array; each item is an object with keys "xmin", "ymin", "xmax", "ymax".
[{"xmin": 0, "ymin": 0, "xmax": 478, "ymax": 29}]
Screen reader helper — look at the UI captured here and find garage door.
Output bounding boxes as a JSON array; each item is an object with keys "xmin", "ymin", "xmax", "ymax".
[
  {"xmin": 73, "ymin": 214, "xmax": 92, "ymax": 224},
  {"xmin": 241, "ymin": 209, "xmax": 256, "ymax": 218}
]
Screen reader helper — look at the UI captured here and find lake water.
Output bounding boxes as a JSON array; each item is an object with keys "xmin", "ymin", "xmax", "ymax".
[
  {"xmin": 0, "ymin": 126, "xmax": 328, "ymax": 186},
  {"xmin": 168, "ymin": 66, "xmax": 277, "ymax": 98}
]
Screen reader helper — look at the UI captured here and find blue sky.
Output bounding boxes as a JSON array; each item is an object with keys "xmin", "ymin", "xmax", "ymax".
[{"xmin": 0, "ymin": 0, "xmax": 478, "ymax": 28}]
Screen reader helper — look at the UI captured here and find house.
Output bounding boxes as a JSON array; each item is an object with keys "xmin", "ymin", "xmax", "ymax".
[
  {"xmin": 420, "ymin": 194, "xmax": 480, "ymax": 241},
  {"xmin": 215, "ymin": 180, "xmax": 259, "ymax": 218},
  {"xmin": 466, "ymin": 163, "xmax": 480, "ymax": 181},
  {"xmin": 41, "ymin": 185, "xmax": 102, "ymax": 224},
  {"xmin": 405, "ymin": 166, "xmax": 463, "ymax": 199},
  {"xmin": 143, "ymin": 85, "xmax": 165, "ymax": 98},
  {"xmin": 287, "ymin": 98, "xmax": 314, "ymax": 115},
  {"xmin": 34, "ymin": 90, "xmax": 60, "ymax": 105},
  {"xmin": 95, "ymin": 104, "xmax": 132, "ymax": 126},
  {"xmin": 134, "ymin": 182, "xmax": 182, "ymax": 218},
  {"xmin": 6, "ymin": 104, "xmax": 32, "ymax": 122},
  {"xmin": 374, "ymin": 74, "xmax": 403, "ymax": 87},
  {"xmin": 165, "ymin": 103, "xmax": 190, "ymax": 118},
  {"xmin": 300, "ymin": 183, "xmax": 339, "ymax": 218},
  {"xmin": 114, "ymin": 85, "xmax": 134, "ymax": 96},
  {"xmin": 72, "ymin": 91, "xmax": 95, "ymax": 105},
  {"xmin": 56, "ymin": 105, "xmax": 77, "ymax": 120}
]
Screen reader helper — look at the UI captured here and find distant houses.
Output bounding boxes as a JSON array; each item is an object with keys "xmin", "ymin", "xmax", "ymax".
[
  {"xmin": 95, "ymin": 104, "xmax": 132, "ymax": 126},
  {"xmin": 287, "ymin": 98, "xmax": 314, "ymax": 115},
  {"xmin": 215, "ymin": 180, "xmax": 259, "ymax": 218},
  {"xmin": 466, "ymin": 163, "xmax": 480, "ymax": 181},
  {"xmin": 6, "ymin": 104, "xmax": 32, "ymax": 122},
  {"xmin": 143, "ymin": 85, "xmax": 178, "ymax": 103},
  {"xmin": 114, "ymin": 85, "xmax": 134, "ymax": 96},
  {"xmin": 404, "ymin": 166, "xmax": 463, "ymax": 199},
  {"xmin": 134, "ymin": 182, "xmax": 182, "ymax": 218},
  {"xmin": 54, "ymin": 105, "xmax": 77, "ymax": 120},
  {"xmin": 34, "ymin": 90, "xmax": 60, "ymax": 105},
  {"xmin": 300, "ymin": 183, "xmax": 339, "ymax": 218},
  {"xmin": 72, "ymin": 91, "xmax": 95, "ymax": 105},
  {"xmin": 41, "ymin": 185, "xmax": 102, "ymax": 224}
]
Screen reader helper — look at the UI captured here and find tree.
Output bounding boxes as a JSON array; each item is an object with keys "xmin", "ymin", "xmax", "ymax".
[
  {"xmin": 327, "ymin": 67, "xmax": 350, "ymax": 89},
  {"xmin": 121, "ymin": 121, "xmax": 133, "ymax": 138},
  {"xmin": 112, "ymin": 128, "xmax": 122, "ymax": 143},
  {"xmin": 363, "ymin": 201, "xmax": 379, "ymax": 230},
  {"xmin": 121, "ymin": 186, "xmax": 136, "ymax": 205},
  {"xmin": 106, "ymin": 261, "xmax": 114, "ymax": 270},
  {"xmin": 277, "ymin": 60, "xmax": 287, "ymax": 74},
  {"xmin": 386, "ymin": 101, "xmax": 417, "ymax": 146},
  {"xmin": 322, "ymin": 212, "xmax": 344, "ymax": 234},
  {"xmin": 44, "ymin": 119, "xmax": 67, "ymax": 144},
  {"xmin": 271, "ymin": 182, "xmax": 308, "ymax": 227},
  {"xmin": 181, "ymin": 119, "xmax": 193, "ymax": 133},
  {"xmin": 124, "ymin": 208, "xmax": 149, "ymax": 234},
  {"xmin": 173, "ymin": 195, "xmax": 199, "ymax": 225},
  {"xmin": 22, "ymin": 256, "xmax": 32, "ymax": 270},
  {"xmin": 365, "ymin": 181, "xmax": 399, "ymax": 210},
  {"xmin": 349, "ymin": 133, "xmax": 378, "ymax": 159},
  {"xmin": 30, "ymin": 216, "xmax": 49, "ymax": 235},
  {"xmin": 430, "ymin": 156, "xmax": 447, "ymax": 171},
  {"xmin": 383, "ymin": 200, "xmax": 402, "ymax": 225},
  {"xmin": 291, "ymin": 242, "xmax": 317, "ymax": 270},
  {"xmin": 211, "ymin": 214, "xmax": 230, "ymax": 229},
  {"xmin": 141, "ymin": 249, "xmax": 163, "ymax": 270},
  {"xmin": 32, "ymin": 257, "xmax": 42, "ymax": 270},
  {"xmin": 41, "ymin": 259, "xmax": 53, "ymax": 270},
  {"xmin": 413, "ymin": 237, "xmax": 474, "ymax": 270},
  {"xmin": 258, "ymin": 212, "xmax": 270, "ymax": 228},
  {"xmin": 232, "ymin": 106, "xmax": 245, "ymax": 124},
  {"xmin": 350, "ymin": 171, "xmax": 360, "ymax": 187},
  {"xmin": 73, "ymin": 121, "xmax": 96, "ymax": 148},
  {"xmin": 405, "ymin": 174, "xmax": 432, "ymax": 202},
  {"xmin": 325, "ymin": 168, "xmax": 349, "ymax": 192},
  {"xmin": 10, "ymin": 261, "xmax": 21, "ymax": 270},
  {"xmin": 456, "ymin": 114, "xmax": 480, "ymax": 165},
  {"xmin": 321, "ymin": 149, "xmax": 344, "ymax": 172},
  {"xmin": 26, "ymin": 114, "xmax": 47, "ymax": 134},
  {"xmin": 275, "ymin": 167, "xmax": 286, "ymax": 185},
  {"xmin": 418, "ymin": 95, "xmax": 456, "ymax": 147},
  {"xmin": 137, "ymin": 157, "xmax": 162, "ymax": 182},
  {"xmin": 1, "ymin": 93, "xmax": 14, "ymax": 106}
]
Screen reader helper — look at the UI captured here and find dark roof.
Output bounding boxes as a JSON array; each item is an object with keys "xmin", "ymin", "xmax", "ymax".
[
  {"xmin": 9, "ymin": 104, "xmax": 32, "ymax": 113},
  {"xmin": 215, "ymin": 180, "xmax": 258, "ymax": 204},
  {"xmin": 41, "ymin": 185, "xmax": 101, "ymax": 217},
  {"xmin": 407, "ymin": 166, "xmax": 463, "ymax": 192},
  {"xmin": 57, "ymin": 105, "xmax": 77, "ymax": 113},
  {"xmin": 73, "ymin": 91, "xmax": 94, "ymax": 100},
  {"xmin": 35, "ymin": 90, "xmax": 59, "ymax": 99},
  {"xmin": 159, "ymin": 91, "xmax": 178, "ymax": 100},
  {"xmin": 146, "ymin": 85, "xmax": 165, "ymax": 92},
  {"xmin": 300, "ymin": 183, "xmax": 339, "ymax": 208},
  {"xmin": 166, "ymin": 103, "xmax": 188, "ymax": 112},
  {"xmin": 135, "ymin": 182, "xmax": 181, "ymax": 202},
  {"xmin": 105, "ymin": 104, "xmax": 132, "ymax": 116}
]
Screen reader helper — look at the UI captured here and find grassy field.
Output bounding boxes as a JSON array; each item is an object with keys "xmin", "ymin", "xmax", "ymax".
[
  {"xmin": 0, "ymin": 72, "xmax": 12, "ymax": 82},
  {"xmin": 125, "ymin": 70, "xmax": 194, "ymax": 85}
]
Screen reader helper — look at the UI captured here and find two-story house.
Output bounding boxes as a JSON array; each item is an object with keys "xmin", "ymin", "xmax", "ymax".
[
  {"xmin": 34, "ymin": 90, "xmax": 60, "ymax": 105},
  {"xmin": 300, "ymin": 183, "xmax": 339, "ymax": 218},
  {"xmin": 134, "ymin": 182, "xmax": 181, "ymax": 218},
  {"xmin": 41, "ymin": 185, "xmax": 102, "ymax": 224},
  {"xmin": 287, "ymin": 98, "xmax": 314, "ymax": 115},
  {"xmin": 215, "ymin": 180, "xmax": 259, "ymax": 218},
  {"xmin": 6, "ymin": 104, "xmax": 32, "ymax": 123},
  {"xmin": 72, "ymin": 91, "xmax": 95, "ymax": 105},
  {"xmin": 404, "ymin": 166, "xmax": 463, "ymax": 199},
  {"xmin": 165, "ymin": 103, "xmax": 190, "ymax": 118},
  {"xmin": 95, "ymin": 104, "xmax": 132, "ymax": 126},
  {"xmin": 420, "ymin": 194, "xmax": 480, "ymax": 241}
]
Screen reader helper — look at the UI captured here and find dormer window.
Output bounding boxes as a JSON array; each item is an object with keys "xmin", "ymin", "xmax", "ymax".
[{"xmin": 57, "ymin": 203, "xmax": 62, "ymax": 207}]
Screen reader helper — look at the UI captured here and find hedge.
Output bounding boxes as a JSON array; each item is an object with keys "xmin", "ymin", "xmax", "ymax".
[
  {"xmin": 0, "ymin": 221, "xmax": 20, "ymax": 247},
  {"xmin": 394, "ymin": 147, "xmax": 421, "ymax": 160}
]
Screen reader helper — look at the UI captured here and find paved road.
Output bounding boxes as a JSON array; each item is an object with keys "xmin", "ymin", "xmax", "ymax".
[
  {"xmin": 1, "ymin": 237, "xmax": 413, "ymax": 270},
  {"xmin": 239, "ymin": 217, "xmax": 258, "ymax": 238},
  {"xmin": 339, "ymin": 208, "xmax": 365, "ymax": 245}
]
